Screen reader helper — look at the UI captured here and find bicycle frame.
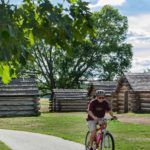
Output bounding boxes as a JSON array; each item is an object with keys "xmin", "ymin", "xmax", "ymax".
[{"xmin": 95, "ymin": 120, "xmax": 108, "ymax": 148}]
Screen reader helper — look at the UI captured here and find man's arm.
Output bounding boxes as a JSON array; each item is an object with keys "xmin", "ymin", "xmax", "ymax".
[
  {"xmin": 88, "ymin": 110, "xmax": 98, "ymax": 120},
  {"xmin": 87, "ymin": 100, "xmax": 98, "ymax": 120},
  {"xmin": 108, "ymin": 111, "xmax": 117, "ymax": 119}
]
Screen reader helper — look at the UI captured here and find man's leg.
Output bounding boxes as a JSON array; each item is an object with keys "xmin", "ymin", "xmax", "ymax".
[
  {"xmin": 89, "ymin": 129, "xmax": 96, "ymax": 148},
  {"xmin": 87, "ymin": 121, "xmax": 97, "ymax": 149}
]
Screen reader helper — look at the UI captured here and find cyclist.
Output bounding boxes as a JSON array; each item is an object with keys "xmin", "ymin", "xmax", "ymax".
[{"xmin": 86, "ymin": 90, "xmax": 117, "ymax": 150}]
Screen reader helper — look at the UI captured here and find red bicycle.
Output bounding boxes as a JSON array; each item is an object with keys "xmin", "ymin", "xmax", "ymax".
[{"xmin": 85, "ymin": 118, "xmax": 115, "ymax": 150}]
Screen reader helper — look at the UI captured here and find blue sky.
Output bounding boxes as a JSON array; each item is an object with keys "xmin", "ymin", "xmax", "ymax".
[{"xmin": 9, "ymin": 0, "xmax": 150, "ymax": 72}]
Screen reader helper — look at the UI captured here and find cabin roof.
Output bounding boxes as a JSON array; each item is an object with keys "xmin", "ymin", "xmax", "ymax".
[
  {"xmin": 125, "ymin": 73, "xmax": 150, "ymax": 92},
  {"xmin": 89, "ymin": 81, "xmax": 117, "ymax": 96},
  {"xmin": 0, "ymin": 78, "xmax": 39, "ymax": 96},
  {"xmin": 52, "ymin": 89, "xmax": 88, "ymax": 100},
  {"xmin": 53, "ymin": 89, "xmax": 87, "ymax": 93}
]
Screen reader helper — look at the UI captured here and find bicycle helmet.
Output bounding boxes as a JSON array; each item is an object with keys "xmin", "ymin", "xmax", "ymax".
[{"xmin": 96, "ymin": 90, "xmax": 105, "ymax": 96}]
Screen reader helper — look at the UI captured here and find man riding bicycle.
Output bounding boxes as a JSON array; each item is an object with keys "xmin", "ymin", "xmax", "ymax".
[{"xmin": 86, "ymin": 90, "xmax": 117, "ymax": 150}]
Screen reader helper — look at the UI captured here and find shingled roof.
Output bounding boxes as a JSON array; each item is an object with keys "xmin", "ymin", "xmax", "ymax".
[
  {"xmin": 89, "ymin": 81, "xmax": 117, "ymax": 96},
  {"xmin": 0, "ymin": 78, "xmax": 39, "ymax": 96},
  {"xmin": 125, "ymin": 73, "xmax": 150, "ymax": 92},
  {"xmin": 52, "ymin": 89, "xmax": 88, "ymax": 100}
]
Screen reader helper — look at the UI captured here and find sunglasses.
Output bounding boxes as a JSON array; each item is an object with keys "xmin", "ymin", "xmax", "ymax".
[{"xmin": 98, "ymin": 97, "xmax": 104, "ymax": 99}]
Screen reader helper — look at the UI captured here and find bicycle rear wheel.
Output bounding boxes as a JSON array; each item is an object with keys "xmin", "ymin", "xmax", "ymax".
[{"xmin": 100, "ymin": 132, "xmax": 114, "ymax": 150}]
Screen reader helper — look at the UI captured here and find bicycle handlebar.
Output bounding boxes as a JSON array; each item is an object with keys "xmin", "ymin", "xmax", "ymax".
[{"xmin": 103, "ymin": 117, "xmax": 117, "ymax": 122}]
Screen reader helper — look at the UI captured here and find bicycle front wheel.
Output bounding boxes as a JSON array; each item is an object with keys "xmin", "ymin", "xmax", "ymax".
[
  {"xmin": 85, "ymin": 131, "xmax": 90, "ymax": 150},
  {"xmin": 100, "ymin": 132, "xmax": 115, "ymax": 150}
]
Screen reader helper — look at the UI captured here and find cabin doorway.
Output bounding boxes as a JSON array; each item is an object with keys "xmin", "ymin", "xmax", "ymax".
[{"xmin": 124, "ymin": 91, "xmax": 129, "ymax": 113}]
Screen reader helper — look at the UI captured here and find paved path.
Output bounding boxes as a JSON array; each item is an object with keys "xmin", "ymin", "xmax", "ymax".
[{"xmin": 0, "ymin": 129, "xmax": 85, "ymax": 150}]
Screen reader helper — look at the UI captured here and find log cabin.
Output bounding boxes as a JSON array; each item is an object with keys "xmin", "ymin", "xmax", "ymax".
[
  {"xmin": 115, "ymin": 73, "xmax": 150, "ymax": 113},
  {"xmin": 0, "ymin": 78, "xmax": 40, "ymax": 116},
  {"xmin": 50, "ymin": 89, "xmax": 88, "ymax": 112}
]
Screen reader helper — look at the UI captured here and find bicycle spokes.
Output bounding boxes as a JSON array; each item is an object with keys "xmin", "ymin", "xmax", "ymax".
[
  {"xmin": 101, "ymin": 132, "xmax": 114, "ymax": 150},
  {"xmin": 104, "ymin": 135, "xmax": 111, "ymax": 148}
]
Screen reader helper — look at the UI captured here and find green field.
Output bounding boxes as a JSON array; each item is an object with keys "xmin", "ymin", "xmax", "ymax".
[
  {"xmin": 0, "ymin": 112, "xmax": 150, "ymax": 150},
  {"xmin": 0, "ymin": 141, "xmax": 11, "ymax": 150}
]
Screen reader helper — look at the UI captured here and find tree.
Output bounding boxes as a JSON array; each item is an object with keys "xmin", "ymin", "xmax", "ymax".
[
  {"xmin": 54, "ymin": 5, "xmax": 133, "ymax": 87},
  {"xmin": 0, "ymin": 0, "xmax": 94, "ymax": 84},
  {"xmin": 14, "ymin": 0, "xmax": 94, "ymax": 94},
  {"xmin": 144, "ymin": 69, "xmax": 150, "ymax": 72},
  {"xmin": 0, "ymin": 0, "xmax": 31, "ymax": 83},
  {"xmin": 15, "ymin": 0, "xmax": 93, "ymax": 52},
  {"xmin": 92, "ymin": 5, "xmax": 133, "ymax": 80},
  {"xmin": 19, "ymin": 5, "xmax": 133, "ymax": 94}
]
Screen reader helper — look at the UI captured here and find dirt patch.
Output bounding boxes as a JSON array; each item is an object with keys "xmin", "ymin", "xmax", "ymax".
[{"xmin": 117, "ymin": 114, "xmax": 150, "ymax": 125}]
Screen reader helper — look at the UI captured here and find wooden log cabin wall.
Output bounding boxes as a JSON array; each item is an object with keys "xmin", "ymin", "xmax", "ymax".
[
  {"xmin": 139, "ymin": 92, "xmax": 150, "ymax": 113},
  {"xmin": 0, "ymin": 78, "xmax": 40, "ymax": 116},
  {"xmin": 50, "ymin": 89, "xmax": 88, "ymax": 112},
  {"xmin": 115, "ymin": 73, "xmax": 150, "ymax": 113},
  {"xmin": 88, "ymin": 81, "xmax": 117, "ymax": 111}
]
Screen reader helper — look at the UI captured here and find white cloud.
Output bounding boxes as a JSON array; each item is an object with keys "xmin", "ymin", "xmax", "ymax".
[
  {"xmin": 130, "ymin": 56, "xmax": 150, "ymax": 72},
  {"xmin": 127, "ymin": 13, "xmax": 150, "ymax": 72},
  {"xmin": 127, "ymin": 14, "xmax": 150, "ymax": 51},
  {"xmin": 89, "ymin": 0, "xmax": 126, "ymax": 8}
]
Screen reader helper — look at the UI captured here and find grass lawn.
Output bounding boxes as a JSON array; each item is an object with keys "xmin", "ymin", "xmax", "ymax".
[
  {"xmin": 0, "ymin": 141, "xmax": 11, "ymax": 150},
  {"xmin": 0, "ymin": 112, "xmax": 150, "ymax": 150}
]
